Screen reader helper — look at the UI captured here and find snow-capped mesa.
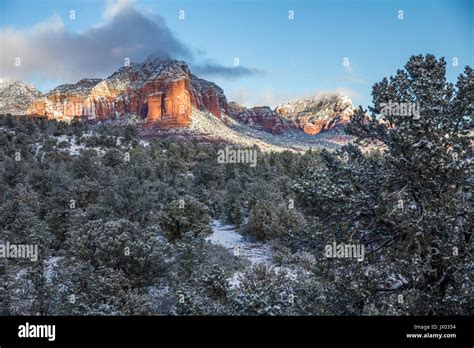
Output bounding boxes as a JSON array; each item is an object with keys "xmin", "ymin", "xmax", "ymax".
[
  {"xmin": 23, "ymin": 58, "xmax": 355, "ymax": 137},
  {"xmin": 27, "ymin": 58, "xmax": 228, "ymax": 125},
  {"xmin": 275, "ymin": 93, "xmax": 355, "ymax": 134},
  {"xmin": 0, "ymin": 79, "xmax": 42, "ymax": 115}
]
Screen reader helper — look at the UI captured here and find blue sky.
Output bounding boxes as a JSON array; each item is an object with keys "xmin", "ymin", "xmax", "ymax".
[{"xmin": 0, "ymin": 0, "xmax": 472, "ymax": 108}]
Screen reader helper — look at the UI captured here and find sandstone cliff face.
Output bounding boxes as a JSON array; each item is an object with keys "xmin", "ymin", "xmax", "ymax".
[
  {"xmin": 227, "ymin": 102, "xmax": 292, "ymax": 134},
  {"xmin": 27, "ymin": 78, "xmax": 103, "ymax": 121},
  {"xmin": 226, "ymin": 94, "xmax": 354, "ymax": 135},
  {"xmin": 27, "ymin": 59, "xmax": 227, "ymax": 127},
  {"xmin": 146, "ymin": 93, "xmax": 163, "ymax": 122},
  {"xmin": 190, "ymin": 76, "xmax": 228, "ymax": 118},
  {"xmin": 275, "ymin": 94, "xmax": 355, "ymax": 135},
  {"xmin": 24, "ymin": 59, "xmax": 355, "ymax": 135}
]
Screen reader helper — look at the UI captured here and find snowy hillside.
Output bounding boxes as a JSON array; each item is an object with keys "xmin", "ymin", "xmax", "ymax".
[
  {"xmin": 0, "ymin": 79, "xmax": 42, "ymax": 114},
  {"xmin": 189, "ymin": 108, "xmax": 350, "ymax": 152}
]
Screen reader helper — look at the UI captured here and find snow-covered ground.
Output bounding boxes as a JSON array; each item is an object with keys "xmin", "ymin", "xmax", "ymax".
[
  {"xmin": 207, "ymin": 220, "xmax": 306, "ymax": 288},
  {"xmin": 207, "ymin": 220, "xmax": 273, "ymax": 265},
  {"xmin": 35, "ymin": 132, "xmax": 131, "ymax": 157},
  {"xmin": 55, "ymin": 134, "xmax": 91, "ymax": 155},
  {"xmin": 44, "ymin": 256, "xmax": 64, "ymax": 283},
  {"xmin": 191, "ymin": 108, "xmax": 347, "ymax": 153},
  {"xmin": 207, "ymin": 220, "xmax": 276, "ymax": 287}
]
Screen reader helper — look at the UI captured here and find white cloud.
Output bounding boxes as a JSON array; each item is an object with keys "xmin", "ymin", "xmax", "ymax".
[
  {"xmin": 0, "ymin": 1, "xmax": 190, "ymax": 83},
  {"xmin": 103, "ymin": 0, "xmax": 136, "ymax": 21},
  {"xmin": 0, "ymin": 0, "xmax": 261, "ymax": 88}
]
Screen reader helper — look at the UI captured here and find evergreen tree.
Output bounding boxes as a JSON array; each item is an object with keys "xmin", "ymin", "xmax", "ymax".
[{"xmin": 296, "ymin": 55, "xmax": 472, "ymax": 314}]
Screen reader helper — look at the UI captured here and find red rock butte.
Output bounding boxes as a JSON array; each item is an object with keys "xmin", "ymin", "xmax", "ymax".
[
  {"xmin": 23, "ymin": 59, "xmax": 355, "ymax": 135},
  {"xmin": 27, "ymin": 60, "xmax": 227, "ymax": 128}
]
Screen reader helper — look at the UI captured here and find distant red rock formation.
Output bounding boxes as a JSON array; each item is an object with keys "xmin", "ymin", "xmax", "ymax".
[
  {"xmin": 227, "ymin": 103, "xmax": 292, "ymax": 134},
  {"xmin": 24, "ymin": 59, "xmax": 356, "ymax": 136},
  {"xmin": 275, "ymin": 94, "xmax": 355, "ymax": 135},
  {"xmin": 27, "ymin": 59, "xmax": 227, "ymax": 127}
]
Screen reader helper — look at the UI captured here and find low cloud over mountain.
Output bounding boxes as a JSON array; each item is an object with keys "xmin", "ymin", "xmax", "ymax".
[{"xmin": 0, "ymin": 0, "xmax": 260, "ymax": 84}]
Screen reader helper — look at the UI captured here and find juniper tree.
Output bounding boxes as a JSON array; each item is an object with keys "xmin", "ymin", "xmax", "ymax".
[
  {"xmin": 66, "ymin": 219, "xmax": 172, "ymax": 287},
  {"xmin": 229, "ymin": 264, "xmax": 298, "ymax": 315},
  {"xmin": 296, "ymin": 55, "xmax": 472, "ymax": 314},
  {"xmin": 45, "ymin": 259, "xmax": 153, "ymax": 315},
  {"xmin": 159, "ymin": 196, "xmax": 212, "ymax": 241}
]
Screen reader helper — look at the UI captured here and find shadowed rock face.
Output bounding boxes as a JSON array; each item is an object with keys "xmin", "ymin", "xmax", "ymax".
[
  {"xmin": 27, "ymin": 59, "xmax": 228, "ymax": 127},
  {"xmin": 227, "ymin": 103, "xmax": 292, "ymax": 134}
]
